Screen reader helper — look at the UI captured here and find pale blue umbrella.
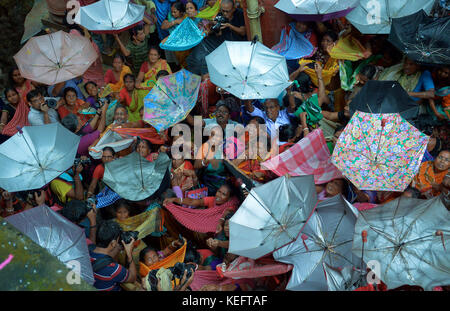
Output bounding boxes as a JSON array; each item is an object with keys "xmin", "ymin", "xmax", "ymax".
[
  {"xmin": 273, "ymin": 195, "xmax": 360, "ymax": 291},
  {"xmin": 346, "ymin": 0, "xmax": 435, "ymax": 34},
  {"xmin": 0, "ymin": 123, "xmax": 80, "ymax": 192},
  {"xmin": 352, "ymin": 196, "xmax": 450, "ymax": 290},
  {"xmin": 206, "ymin": 40, "xmax": 292, "ymax": 100},
  {"xmin": 74, "ymin": 0, "xmax": 145, "ymax": 33},
  {"xmin": 103, "ymin": 152, "xmax": 171, "ymax": 201}
]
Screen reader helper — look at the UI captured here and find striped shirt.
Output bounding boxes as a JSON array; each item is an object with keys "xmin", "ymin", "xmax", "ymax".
[
  {"xmin": 126, "ymin": 34, "xmax": 150, "ymax": 75},
  {"xmin": 89, "ymin": 250, "xmax": 129, "ymax": 291}
]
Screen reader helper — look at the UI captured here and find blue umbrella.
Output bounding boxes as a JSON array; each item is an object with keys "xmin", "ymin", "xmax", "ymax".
[{"xmin": 160, "ymin": 18, "xmax": 206, "ymax": 51}]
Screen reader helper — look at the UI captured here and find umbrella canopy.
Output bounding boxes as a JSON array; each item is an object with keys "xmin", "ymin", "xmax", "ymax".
[
  {"xmin": 229, "ymin": 175, "xmax": 317, "ymax": 260},
  {"xmin": 352, "ymin": 196, "xmax": 450, "ymax": 290},
  {"xmin": 349, "ymin": 80, "xmax": 419, "ymax": 123},
  {"xmin": 346, "ymin": 0, "xmax": 435, "ymax": 34},
  {"xmin": 74, "ymin": 0, "xmax": 145, "ymax": 34},
  {"xmin": 331, "ymin": 111, "xmax": 429, "ymax": 192},
  {"xmin": 5, "ymin": 205, "xmax": 95, "ymax": 285},
  {"xmin": 273, "ymin": 195, "xmax": 360, "ymax": 291},
  {"xmin": 0, "ymin": 123, "xmax": 80, "ymax": 193},
  {"xmin": 13, "ymin": 30, "xmax": 98, "ymax": 85},
  {"xmin": 388, "ymin": 10, "xmax": 450, "ymax": 65},
  {"xmin": 274, "ymin": 0, "xmax": 359, "ymax": 21},
  {"xmin": 143, "ymin": 69, "xmax": 201, "ymax": 132},
  {"xmin": 160, "ymin": 17, "xmax": 206, "ymax": 51},
  {"xmin": 206, "ymin": 40, "xmax": 292, "ymax": 100},
  {"xmin": 0, "ymin": 216, "xmax": 94, "ymax": 290},
  {"xmin": 103, "ymin": 152, "xmax": 171, "ymax": 201}
]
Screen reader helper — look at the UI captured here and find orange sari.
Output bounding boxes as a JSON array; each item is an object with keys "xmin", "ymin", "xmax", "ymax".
[
  {"xmin": 413, "ymin": 161, "xmax": 448, "ymax": 196},
  {"xmin": 139, "ymin": 240, "xmax": 187, "ymax": 278}
]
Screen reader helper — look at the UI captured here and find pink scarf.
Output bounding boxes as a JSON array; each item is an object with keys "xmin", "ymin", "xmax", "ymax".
[
  {"xmin": 2, "ymin": 99, "xmax": 30, "ymax": 136},
  {"xmin": 164, "ymin": 197, "xmax": 240, "ymax": 233}
]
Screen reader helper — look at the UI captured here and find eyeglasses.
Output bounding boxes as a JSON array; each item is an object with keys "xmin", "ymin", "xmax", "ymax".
[{"xmin": 30, "ymin": 96, "xmax": 44, "ymax": 105}]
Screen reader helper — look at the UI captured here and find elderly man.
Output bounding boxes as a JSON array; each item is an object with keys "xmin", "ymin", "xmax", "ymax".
[{"xmin": 214, "ymin": 0, "xmax": 246, "ymax": 41}]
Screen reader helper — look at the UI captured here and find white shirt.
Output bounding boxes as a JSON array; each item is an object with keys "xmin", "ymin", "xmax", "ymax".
[{"xmin": 28, "ymin": 107, "xmax": 60, "ymax": 126}]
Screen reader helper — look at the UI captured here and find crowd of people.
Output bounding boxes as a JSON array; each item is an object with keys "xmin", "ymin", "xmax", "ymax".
[{"xmin": 0, "ymin": 0, "xmax": 449, "ymax": 291}]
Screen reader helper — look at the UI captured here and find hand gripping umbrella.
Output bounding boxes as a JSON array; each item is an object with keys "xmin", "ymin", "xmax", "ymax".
[
  {"xmin": 388, "ymin": 10, "xmax": 450, "ymax": 66},
  {"xmin": 346, "ymin": 0, "xmax": 436, "ymax": 34},
  {"xmin": 103, "ymin": 151, "xmax": 171, "ymax": 201},
  {"xmin": 13, "ymin": 30, "xmax": 98, "ymax": 86},
  {"xmin": 0, "ymin": 123, "xmax": 80, "ymax": 193},
  {"xmin": 331, "ymin": 111, "xmax": 429, "ymax": 192},
  {"xmin": 143, "ymin": 69, "xmax": 201, "ymax": 132},
  {"xmin": 74, "ymin": 0, "xmax": 145, "ymax": 34},
  {"xmin": 273, "ymin": 195, "xmax": 361, "ymax": 291},
  {"xmin": 206, "ymin": 38, "xmax": 292, "ymax": 100},
  {"xmin": 228, "ymin": 175, "xmax": 317, "ymax": 260},
  {"xmin": 349, "ymin": 80, "xmax": 419, "ymax": 124},
  {"xmin": 5, "ymin": 205, "xmax": 95, "ymax": 285},
  {"xmin": 352, "ymin": 196, "xmax": 450, "ymax": 290},
  {"xmin": 274, "ymin": 0, "xmax": 360, "ymax": 22}
]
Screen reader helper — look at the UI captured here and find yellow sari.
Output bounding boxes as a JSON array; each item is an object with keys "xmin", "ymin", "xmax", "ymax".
[
  {"xmin": 141, "ymin": 59, "xmax": 172, "ymax": 89},
  {"xmin": 299, "ymin": 58, "xmax": 340, "ymax": 87}
]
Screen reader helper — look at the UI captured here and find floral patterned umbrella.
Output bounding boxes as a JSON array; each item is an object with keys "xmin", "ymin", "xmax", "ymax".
[
  {"xmin": 143, "ymin": 69, "xmax": 201, "ymax": 132},
  {"xmin": 331, "ymin": 111, "xmax": 429, "ymax": 192}
]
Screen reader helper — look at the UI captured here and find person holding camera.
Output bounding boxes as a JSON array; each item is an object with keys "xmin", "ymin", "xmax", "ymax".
[
  {"xmin": 89, "ymin": 221, "xmax": 137, "ymax": 291},
  {"xmin": 26, "ymin": 89, "xmax": 60, "ymax": 126},
  {"xmin": 49, "ymin": 159, "xmax": 85, "ymax": 205},
  {"xmin": 60, "ymin": 198, "xmax": 98, "ymax": 244},
  {"xmin": 209, "ymin": 0, "xmax": 245, "ymax": 41}
]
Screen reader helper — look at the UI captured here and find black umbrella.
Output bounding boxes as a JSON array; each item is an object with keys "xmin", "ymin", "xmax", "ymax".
[
  {"xmin": 349, "ymin": 80, "xmax": 419, "ymax": 123},
  {"xmin": 388, "ymin": 10, "xmax": 450, "ymax": 65},
  {"xmin": 186, "ymin": 36, "xmax": 224, "ymax": 75}
]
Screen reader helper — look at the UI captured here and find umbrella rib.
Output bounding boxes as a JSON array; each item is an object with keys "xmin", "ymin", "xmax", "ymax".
[
  {"xmin": 369, "ymin": 226, "xmax": 398, "ymax": 245},
  {"xmin": 356, "ymin": 117, "xmax": 376, "ymax": 161},
  {"xmin": 400, "ymin": 245, "xmax": 450, "ymax": 274},
  {"xmin": 398, "ymin": 201, "xmax": 434, "ymax": 243},
  {"xmin": 54, "ymin": 231, "xmax": 85, "ymax": 258},
  {"xmin": 329, "ymin": 212, "xmax": 346, "ymax": 246}
]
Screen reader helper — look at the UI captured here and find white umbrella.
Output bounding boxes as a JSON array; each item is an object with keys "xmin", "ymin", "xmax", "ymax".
[
  {"xmin": 74, "ymin": 0, "xmax": 145, "ymax": 33},
  {"xmin": 205, "ymin": 40, "xmax": 292, "ymax": 100},
  {"xmin": 13, "ymin": 30, "xmax": 98, "ymax": 85},
  {"xmin": 274, "ymin": 0, "xmax": 360, "ymax": 21},
  {"xmin": 229, "ymin": 175, "xmax": 317, "ymax": 260},
  {"xmin": 346, "ymin": 0, "xmax": 435, "ymax": 34},
  {"xmin": 0, "ymin": 123, "xmax": 80, "ymax": 193}
]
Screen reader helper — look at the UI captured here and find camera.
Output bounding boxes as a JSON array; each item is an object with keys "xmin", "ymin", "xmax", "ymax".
[
  {"xmin": 120, "ymin": 230, "xmax": 139, "ymax": 244},
  {"xmin": 45, "ymin": 98, "xmax": 58, "ymax": 109},
  {"xmin": 86, "ymin": 196, "xmax": 97, "ymax": 209},
  {"xmin": 171, "ymin": 262, "xmax": 196, "ymax": 280},
  {"xmin": 96, "ymin": 96, "xmax": 111, "ymax": 109},
  {"xmin": 74, "ymin": 157, "xmax": 91, "ymax": 167},
  {"xmin": 211, "ymin": 13, "xmax": 229, "ymax": 33}
]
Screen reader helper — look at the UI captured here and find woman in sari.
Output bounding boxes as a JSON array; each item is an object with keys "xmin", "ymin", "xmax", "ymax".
[
  {"xmin": 1, "ymin": 87, "xmax": 30, "ymax": 138},
  {"xmin": 119, "ymin": 74, "xmax": 147, "ymax": 122},
  {"xmin": 428, "ymin": 65, "xmax": 450, "ymax": 121},
  {"xmin": 104, "ymin": 54, "xmax": 132, "ymax": 94},
  {"xmin": 57, "ymin": 87, "xmax": 92, "ymax": 130},
  {"xmin": 8, "ymin": 66, "xmax": 35, "ymax": 103},
  {"xmin": 135, "ymin": 47, "xmax": 172, "ymax": 90},
  {"xmin": 412, "ymin": 150, "xmax": 450, "ymax": 198}
]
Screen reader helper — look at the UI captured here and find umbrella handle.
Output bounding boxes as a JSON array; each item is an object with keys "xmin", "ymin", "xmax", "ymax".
[{"xmin": 436, "ymin": 231, "xmax": 446, "ymax": 251}]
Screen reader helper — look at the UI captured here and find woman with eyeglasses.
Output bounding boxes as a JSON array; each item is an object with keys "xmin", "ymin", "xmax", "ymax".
[{"xmin": 87, "ymin": 147, "xmax": 117, "ymax": 198}]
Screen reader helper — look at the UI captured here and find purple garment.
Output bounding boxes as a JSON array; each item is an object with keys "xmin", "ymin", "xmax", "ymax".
[
  {"xmin": 86, "ymin": 96, "xmax": 99, "ymax": 109},
  {"xmin": 78, "ymin": 124, "xmax": 100, "ymax": 156}
]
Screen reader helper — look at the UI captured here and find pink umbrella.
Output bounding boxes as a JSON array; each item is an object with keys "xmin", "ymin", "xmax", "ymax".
[{"xmin": 13, "ymin": 30, "xmax": 98, "ymax": 85}]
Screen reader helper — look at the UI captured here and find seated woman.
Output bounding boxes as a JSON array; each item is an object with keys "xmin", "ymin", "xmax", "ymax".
[
  {"xmin": 428, "ymin": 65, "xmax": 450, "ymax": 121},
  {"xmin": 194, "ymin": 126, "xmax": 227, "ymax": 195},
  {"xmin": 161, "ymin": 1, "xmax": 186, "ymax": 66},
  {"xmin": 8, "ymin": 66, "xmax": 36, "ymax": 103},
  {"xmin": 139, "ymin": 240, "xmax": 184, "ymax": 271},
  {"xmin": 104, "ymin": 54, "xmax": 132, "ymax": 95},
  {"xmin": 412, "ymin": 150, "xmax": 450, "ymax": 198},
  {"xmin": 84, "ymin": 81, "xmax": 102, "ymax": 109},
  {"xmin": 1, "ymin": 87, "xmax": 29, "ymax": 138},
  {"xmin": 135, "ymin": 47, "xmax": 172, "ymax": 90},
  {"xmin": 136, "ymin": 138, "xmax": 160, "ymax": 162},
  {"xmin": 205, "ymin": 212, "xmax": 234, "ymax": 269},
  {"xmin": 57, "ymin": 87, "xmax": 92, "ymax": 130},
  {"xmin": 171, "ymin": 155, "xmax": 198, "ymax": 198},
  {"xmin": 87, "ymin": 147, "xmax": 117, "ymax": 198},
  {"xmin": 163, "ymin": 184, "xmax": 238, "ymax": 214},
  {"xmin": 119, "ymin": 74, "xmax": 147, "ymax": 122}
]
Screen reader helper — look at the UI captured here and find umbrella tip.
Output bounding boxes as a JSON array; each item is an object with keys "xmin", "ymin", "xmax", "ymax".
[
  {"xmin": 16, "ymin": 126, "xmax": 23, "ymax": 134},
  {"xmin": 362, "ymin": 230, "xmax": 368, "ymax": 242}
]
